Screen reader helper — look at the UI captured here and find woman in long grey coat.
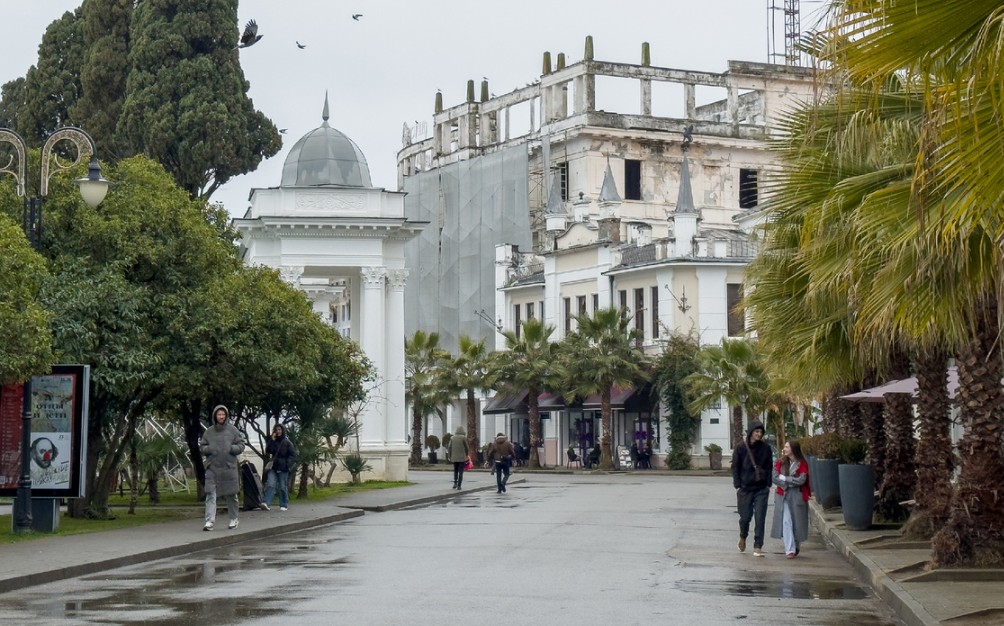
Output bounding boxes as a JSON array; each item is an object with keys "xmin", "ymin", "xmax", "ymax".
[
  {"xmin": 448, "ymin": 426, "xmax": 469, "ymax": 490},
  {"xmin": 200, "ymin": 405, "xmax": 245, "ymax": 531},
  {"xmin": 770, "ymin": 440, "xmax": 810, "ymax": 558}
]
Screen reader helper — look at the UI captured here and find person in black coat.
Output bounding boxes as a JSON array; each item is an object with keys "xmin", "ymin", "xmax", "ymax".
[
  {"xmin": 262, "ymin": 423, "xmax": 296, "ymax": 511},
  {"xmin": 731, "ymin": 420, "xmax": 773, "ymax": 557}
]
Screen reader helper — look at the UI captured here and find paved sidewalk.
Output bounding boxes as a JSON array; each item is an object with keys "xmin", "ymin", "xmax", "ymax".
[
  {"xmin": 2, "ymin": 469, "xmax": 1001, "ymax": 625},
  {"xmin": 810, "ymin": 501, "xmax": 1004, "ymax": 626}
]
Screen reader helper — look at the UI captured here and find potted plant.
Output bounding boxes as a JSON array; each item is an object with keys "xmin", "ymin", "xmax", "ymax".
[
  {"xmin": 704, "ymin": 442, "xmax": 723, "ymax": 470},
  {"xmin": 836, "ymin": 438, "xmax": 873, "ymax": 530},
  {"xmin": 806, "ymin": 432, "xmax": 842, "ymax": 509},
  {"xmin": 425, "ymin": 434, "xmax": 440, "ymax": 464}
]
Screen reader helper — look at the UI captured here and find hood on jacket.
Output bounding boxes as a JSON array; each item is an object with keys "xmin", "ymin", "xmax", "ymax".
[
  {"xmin": 455, "ymin": 426, "xmax": 466, "ymax": 436},
  {"xmin": 494, "ymin": 433, "xmax": 508, "ymax": 445},
  {"xmin": 211, "ymin": 405, "xmax": 230, "ymax": 428},
  {"xmin": 746, "ymin": 420, "xmax": 765, "ymax": 444}
]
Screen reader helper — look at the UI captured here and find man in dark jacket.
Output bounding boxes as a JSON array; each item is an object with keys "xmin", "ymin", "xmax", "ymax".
[
  {"xmin": 485, "ymin": 432, "xmax": 516, "ymax": 494},
  {"xmin": 262, "ymin": 423, "xmax": 296, "ymax": 511},
  {"xmin": 731, "ymin": 420, "xmax": 773, "ymax": 557}
]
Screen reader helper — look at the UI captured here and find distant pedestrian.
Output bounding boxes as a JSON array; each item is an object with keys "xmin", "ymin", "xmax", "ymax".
[
  {"xmin": 448, "ymin": 426, "xmax": 469, "ymax": 489},
  {"xmin": 262, "ymin": 423, "xmax": 296, "ymax": 511},
  {"xmin": 771, "ymin": 440, "xmax": 810, "ymax": 558},
  {"xmin": 485, "ymin": 432, "xmax": 516, "ymax": 493},
  {"xmin": 732, "ymin": 420, "xmax": 773, "ymax": 556},
  {"xmin": 200, "ymin": 405, "xmax": 245, "ymax": 531}
]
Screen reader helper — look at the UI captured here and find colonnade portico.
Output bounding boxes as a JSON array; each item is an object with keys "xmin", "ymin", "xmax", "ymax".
[{"xmin": 233, "ymin": 96, "xmax": 426, "ymax": 481}]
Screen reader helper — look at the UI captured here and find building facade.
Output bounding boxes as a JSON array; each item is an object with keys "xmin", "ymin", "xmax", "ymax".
[{"xmin": 398, "ymin": 39, "xmax": 819, "ymax": 465}]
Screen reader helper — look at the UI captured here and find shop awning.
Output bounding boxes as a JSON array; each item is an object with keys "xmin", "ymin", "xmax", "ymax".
[
  {"xmin": 582, "ymin": 385, "xmax": 638, "ymax": 409},
  {"xmin": 483, "ymin": 389, "xmax": 529, "ymax": 414}
]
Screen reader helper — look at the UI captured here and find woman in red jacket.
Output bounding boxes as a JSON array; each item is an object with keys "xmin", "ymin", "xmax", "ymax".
[{"xmin": 770, "ymin": 439, "xmax": 811, "ymax": 558}]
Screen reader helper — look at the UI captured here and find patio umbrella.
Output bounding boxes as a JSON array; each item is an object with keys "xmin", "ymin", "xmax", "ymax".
[{"xmin": 840, "ymin": 366, "xmax": 961, "ymax": 403}]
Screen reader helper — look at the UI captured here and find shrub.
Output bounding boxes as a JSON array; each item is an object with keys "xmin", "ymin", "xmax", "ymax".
[
  {"xmin": 836, "ymin": 438, "xmax": 868, "ymax": 464},
  {"xmin": 442, "ymin": 432, "xmax": 452, "ymax": 449},
  {"xmin": 704, "ymin": 442, "xmax": 723, "ymax": 454},
  {"xmin": 425, "ymin": 434, "xmax": 440, "ymax": 451},
  {"xmin": 341, "ymin": 453, "xmax": 372, "ymax": 484}
]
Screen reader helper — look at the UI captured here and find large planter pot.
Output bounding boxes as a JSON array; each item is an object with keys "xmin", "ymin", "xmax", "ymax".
[
  {"xmin": 838, "ymin": 463, "xmax": 875, "ymax": 530},
  {"xmin": 708, "ymin": 452, "xmax": 723, "ymax": 470},
  {"xmin": 813, "ymin": 459, "xmax": 841, "ymax": 509}
]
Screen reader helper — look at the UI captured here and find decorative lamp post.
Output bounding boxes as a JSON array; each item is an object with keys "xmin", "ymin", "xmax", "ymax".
[{"xmin": 0, "ymin": 126, "xmax": 108, "ymax": 533}]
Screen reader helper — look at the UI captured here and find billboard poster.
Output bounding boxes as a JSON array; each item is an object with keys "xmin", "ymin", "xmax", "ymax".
[{"xmin": 0, "ymin": 365, "xmax": 90, "ymax": 498}]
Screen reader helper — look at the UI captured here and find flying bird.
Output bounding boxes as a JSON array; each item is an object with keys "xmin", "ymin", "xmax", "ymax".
[
  {"xmin": 352, "ymin": 14, "xmax": 363, "ymax": 20},
  {"xmin": 279, "ymin": 128, "xmax": 288, "ymax": 134},
  {"xmin": 237, "ymin": 19, "xmax": 262, "ymax": 49},
  {"xmin": 296, "ymin": 41, "xmax": 306, "ymax": 49}
]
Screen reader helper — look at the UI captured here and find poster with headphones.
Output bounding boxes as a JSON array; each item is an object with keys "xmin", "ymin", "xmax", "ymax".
[{"xmin": 0, "ymin": 364, "xmax": 90, "ymax": 498}]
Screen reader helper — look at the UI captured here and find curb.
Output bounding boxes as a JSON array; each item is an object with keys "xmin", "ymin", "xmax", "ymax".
[{"xmin": 810, "ymin": 503, "xmax": 941, "ymax": 626}]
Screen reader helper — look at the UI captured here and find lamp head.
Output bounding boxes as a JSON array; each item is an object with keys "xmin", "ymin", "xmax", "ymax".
[{"xmin": 76, "ymin": 157, "xmax": 109, "ymax": 207}]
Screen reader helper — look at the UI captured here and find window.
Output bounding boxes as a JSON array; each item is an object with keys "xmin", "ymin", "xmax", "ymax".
[
  {"xmin": 564, "ymin": 297, "xmax": 571, "ymax": 333},
  {"xmin": 513, "ymin": 304, "xmax": 522, "ymax": 339},
  {"xmin": 592, "ymin": 293, "xmax": 599, "ymax": 313},
  {"xmin": 557, "ymin": 162, "xmax": 569, "ymax": 201},
  {"xmin": 526, "ymin": 302, "xmax": 535, "ymax": 320},
  {"xmin": 727, "ymin": 283, "xmax": 745, "ymax": 337},
  {"xmin": 739, "ymin": 168, "xmax": 758, "ymax": 209},
  {"xmin": 619, "ymin": 290, "xmax": 627, "ymax": 314},
  {"xmin": 539, "ymin": 300, "xmax": 545, "ymax": 321},
  {"xmin": 634, "ymin": 288, "xmax": 645, "ymax": 338},
  {"xmin": 577, "ymin": 295, "xmax": 587, "ymax": 316},
  {"xmin": 624, "ymin": 159, "xmax": 642, "ymax": 200},
  {"xmin": 651, "ymin": 286, "xmax": 659, "ymax": 339}
]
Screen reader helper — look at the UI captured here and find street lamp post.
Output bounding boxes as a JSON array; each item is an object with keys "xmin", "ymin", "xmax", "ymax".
[{"xmin": 0, "ymin": 126, "xmax": 109, "ymax": 533}]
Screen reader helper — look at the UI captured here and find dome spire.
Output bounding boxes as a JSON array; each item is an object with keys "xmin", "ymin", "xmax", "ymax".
[{"xmin": 322, "ymin": 91, "xmax": 330, "ymax": 126}]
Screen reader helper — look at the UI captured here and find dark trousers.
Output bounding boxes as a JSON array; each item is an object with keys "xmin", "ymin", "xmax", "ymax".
[
  {"xmin": 494, "ymin": 461, "xmax": 510, "ymax": 491},
  {"xmin": 737, "ymin": 487, "xmax": 770, "ymax": 548},
  {"xmin": 452, "ymin": 462, "xmax": 465, "ymax": 486}
]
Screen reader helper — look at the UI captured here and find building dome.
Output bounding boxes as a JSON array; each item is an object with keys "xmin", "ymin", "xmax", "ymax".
[{"xmin": 280, "ymin": 94, "xmax": 373, "ymax": 188}]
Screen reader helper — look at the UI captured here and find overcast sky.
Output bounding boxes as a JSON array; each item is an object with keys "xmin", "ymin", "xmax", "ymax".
[{"xmin": 1, "ymin": 1, "xmax": 828, "ymax": 215}]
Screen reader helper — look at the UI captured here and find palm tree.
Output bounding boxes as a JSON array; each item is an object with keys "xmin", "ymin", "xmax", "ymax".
[
  {"xmin": 490, "ymin": 318, "xmax": 559, "ymax": 469},
  {"xmin": 448, "ymin": 334, "xmax": 490, "ymax": 465},
  {"xmin": 561, "ymin": 308, "xmax": 649, "ymax": 470},
  {"xmin": 817, "ymin": 2, "xmax": 1004, "ymax": 565},
  {"xmin": 684, "ymin": 338, "xmax": 767, "ymax": 451},
  {"xmin": 404, "ymin": 330, "xmax": 452, "ymax": 465}
]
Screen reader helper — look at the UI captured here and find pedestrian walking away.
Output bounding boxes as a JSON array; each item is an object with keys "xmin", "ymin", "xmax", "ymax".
[
  {"xmin": 448, "ymin": 426, "xmax": 469, "ymax": 489},
  {"xmin": 732, "ymin": 420, "xmax": 773, "ymax": 556},
  {"xmin": 200, "ymin": 405, "xmax": 245, "ymax": 531},
  {"xmin": 262, "ymin": 423, "xmax": 296, "ymax": 511},
  {"xmin": 485, "ymin": 432, "xmax": 516, "ymax": 493},
  {"xmin": 770, "ymin": 439, "xmax": 810, "ymax": 558}
]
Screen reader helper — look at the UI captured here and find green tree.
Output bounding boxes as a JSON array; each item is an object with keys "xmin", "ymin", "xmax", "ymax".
[
  {"xmin": 0, "ymin": 78, "xmax": 26, "ymax": 130},
  {"xmin": 119, "ymin": 0, "xmax": 282, "ymax": 199},
  {"xmin": 491, "ymin": 318, "xmax": 560, "ymax": 469},
  {"xmin": 72, "ymin": 0, "xmax": 133, "ymax": 160},
  {"xmin": 684, "ymin": 338, "xmax": 766, "ymax": 450},
  {"xmin": 0, "ymin": 215, "xmax": 52, "ymax": 384},
  {"xmin": 405, "ymin": 330, "xmax": 452, "ymax": 465},
  {"xmin": 652, "ymin": 332, "xmax": 701, "ymax": 469},
  {"xmin": 449, "ymin": 335, "xmax": 489, "ymax": 467},
  {"xmin": 560, "ymin": 308, "xmax": 648, "ymax": 470}
]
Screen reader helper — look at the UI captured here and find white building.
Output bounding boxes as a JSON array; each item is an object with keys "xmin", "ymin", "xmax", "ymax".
[
  {"xmin": 234, "ymin": 95, "xmax": 427, "ymax": 481},
  {"xmin": 398, "ymin": 39, "xmax": 819, "ymax": 466}
]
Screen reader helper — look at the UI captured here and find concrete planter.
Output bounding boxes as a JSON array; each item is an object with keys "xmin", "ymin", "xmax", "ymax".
[
  {"xmin": 838, "ymin": 463, "xmax": 875, "ymax": 530},
  {"xmin": 813, "ymin": 458, "xmax": 842, "ymax": 509}
]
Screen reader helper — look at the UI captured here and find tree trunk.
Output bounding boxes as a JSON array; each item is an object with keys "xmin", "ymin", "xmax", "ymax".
[
  {"xmin": 600, "ymin": 391, "xmax": 614, "ymax": 470},
  {"xmin": 730, "ymin": 404, "xmax": 743, "ymax": 450},
  {"xmin": 409, "ymin": 404, "xmax": 423, "ymax": 465},
  {"xmin": 68, "ymin": 398, "xmax": 106, "ymax": 518},
  {"xmin": 860, "ymin": 401, "xmax": 886, "ymax": 488},
  {"xmin": 528, "ymin": 385, "xmax": 542, "ymax": 468},
  {"xmin": 127, "ymin": 438, "xmax": 139, "ymax": 515},
  {"xmin": 932, "ymin": 296, "xmax": 1004, "ymax": 567},
  {"xmin": 903, "ymin": 349, "xmax": 953, "ymax": 539},
  {"xmin": 875, "ymin": 349, "xmax": 916, "ymax": 523},
  {"xmin": 465, "ymin": 389, "xmax": 479, "ymax": 470}
]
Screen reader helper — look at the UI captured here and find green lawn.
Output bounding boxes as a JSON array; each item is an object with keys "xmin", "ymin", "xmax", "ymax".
[{"xmin": 0, "ymin": 479, "xmax": 409, "ymax": 544}]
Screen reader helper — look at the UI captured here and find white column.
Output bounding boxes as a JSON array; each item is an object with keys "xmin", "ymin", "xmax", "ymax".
[
  {"xmin": 385, "ymin": 269, "xmax": 409, "ymax": 447},
  {"xmin": 359, "ymin": 266, "xmax": 387, "ymax": 449}
]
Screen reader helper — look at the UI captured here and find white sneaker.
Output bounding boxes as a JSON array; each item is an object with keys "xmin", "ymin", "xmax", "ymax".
[
  {"xmin": 228, "ymin": 519, "xmax": 239, "ymax": 530},
  {"xmin": 203, "ymin": 522, "xmax": 214, "ymax": 531},
  {"xmin": 259, "ymin": 503, "xmax": 270, "ymax": 511},
  {"xmin": 279, "ymin": 506, "xmax": 288, "ymax": 512}
]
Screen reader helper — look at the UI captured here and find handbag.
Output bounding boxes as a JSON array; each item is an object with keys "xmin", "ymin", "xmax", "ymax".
[
  {"xmin": 463, "ymin": 456, "xmax": 473, "ymax": 471},
  {"xmin": 263, "ymin": 460, "xmax": 274, "ymax": 474}
]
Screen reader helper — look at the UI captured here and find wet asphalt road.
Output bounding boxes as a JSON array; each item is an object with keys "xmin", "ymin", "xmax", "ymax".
[{"xmin": 0, "ymin": 473, "xmax": 904, "ymax": 626}]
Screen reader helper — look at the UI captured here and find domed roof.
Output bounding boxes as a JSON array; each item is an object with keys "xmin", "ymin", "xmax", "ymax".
[{"xmin": 280, "ymin": 94, "xmax": 372, "ymax": 188}]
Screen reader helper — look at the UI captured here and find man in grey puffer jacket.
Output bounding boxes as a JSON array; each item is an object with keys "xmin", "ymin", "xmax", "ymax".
[{"xmin": 200, "ymin": 405, "xmax": 245, "ymax": 531}]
